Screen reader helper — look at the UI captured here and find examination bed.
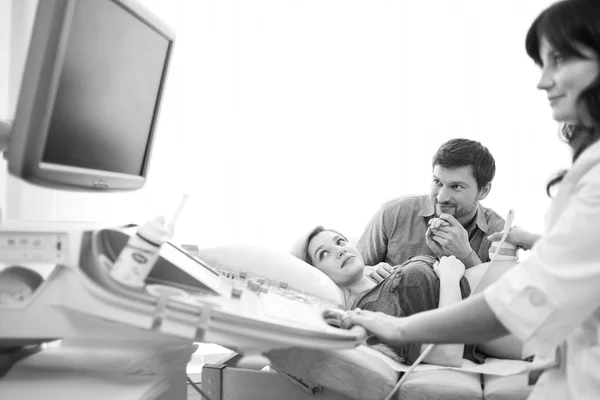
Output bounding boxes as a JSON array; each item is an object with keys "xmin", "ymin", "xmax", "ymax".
[
  {"xmin": 0, "ymin": 226, "xmax": 533, "ymax": 400},
  {"xmin": 191, "ymin": 245, "xmax": 534, "ymax": 400}
]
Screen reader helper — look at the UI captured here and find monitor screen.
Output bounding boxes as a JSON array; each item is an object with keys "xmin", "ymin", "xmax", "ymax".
[
  {"xmin": 4, "ymin": 0, "xmax": 174, "ymax": 191},
  {"xmin": 43, "ymin": 0, "xmax": 169, "ymax": 176}
]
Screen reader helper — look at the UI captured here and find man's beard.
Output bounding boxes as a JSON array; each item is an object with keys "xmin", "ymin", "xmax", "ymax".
[{"xmin": 435, "ymin": 200, "xmax": 478, "ymax": 219}]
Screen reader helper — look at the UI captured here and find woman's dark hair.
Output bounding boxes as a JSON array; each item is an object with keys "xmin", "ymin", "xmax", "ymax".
[
  {"xmin": 431, "ymin": 138, "xmax": 496, "ymax": 191},
  {"xmin": 525, "ymin": 0, "xmax": 600, "ymax": 196}
]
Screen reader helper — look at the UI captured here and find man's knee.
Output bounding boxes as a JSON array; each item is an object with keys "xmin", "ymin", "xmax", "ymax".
[
  {"xmin": 396, "ymin": 262, "xmax": 439, "ymax": 314},
  {"xmin": 402, "ymin": 262, "xmax": 437, "ymax": 286}
]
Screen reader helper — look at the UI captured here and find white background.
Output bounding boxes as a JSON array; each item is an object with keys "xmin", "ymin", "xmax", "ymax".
[{"xmin": 2, "ymin": 0, "xmax": 568, "ymax": 251}]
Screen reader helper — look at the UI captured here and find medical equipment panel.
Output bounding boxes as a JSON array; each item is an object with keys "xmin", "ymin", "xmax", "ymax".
[{"xmin": 0, "ymin": 225, "xmax": 366, "ymax": 355}]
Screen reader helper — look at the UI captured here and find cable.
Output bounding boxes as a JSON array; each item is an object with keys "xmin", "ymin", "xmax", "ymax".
[
  {"xmin": 383, "ymin": 343, "xmax": 434, "ymax": 400},
  {"xmin": 383, "ymin": 209, "xmax": 515, "ymax": 400},
  {"xmin": 186, "ymin": 374, "xmax": 214, "ymax": 400},
  {"xmin": 471, "ymin": 209, "xmax": 515, "ymax": 295}
]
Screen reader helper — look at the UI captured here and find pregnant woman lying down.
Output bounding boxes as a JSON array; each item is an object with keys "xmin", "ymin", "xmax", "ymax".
[{"xmin": 291, "ymin": 226, "xmax": 484, "ymax": 367}]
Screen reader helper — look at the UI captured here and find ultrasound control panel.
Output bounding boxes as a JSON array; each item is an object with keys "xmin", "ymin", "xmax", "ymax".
[
  {"xmin": 207, "ymin": 267, "xmax": 342, "ymax": 334},
  {"xmin": 0, "ymin": 228, "xmax": 366, "ymax": 355}
]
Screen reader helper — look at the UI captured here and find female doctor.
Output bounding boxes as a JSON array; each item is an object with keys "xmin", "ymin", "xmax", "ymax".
[{"xmin": 342, "ymin": 0, "xmax": 600, "ymax": 398}]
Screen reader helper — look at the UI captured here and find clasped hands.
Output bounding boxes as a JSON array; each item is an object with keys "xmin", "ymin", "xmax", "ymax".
[
  {"xmin": 368, "ymin": 214, "xmax": 472, "ymax": 283},
  {"xmin": 426, "ymin": 213, "xmax": 472, "ymax": 260}
]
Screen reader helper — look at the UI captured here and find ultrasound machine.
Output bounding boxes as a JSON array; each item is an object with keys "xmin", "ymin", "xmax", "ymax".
[{"xmin": 0, "ymin": 1, "xmax": 366, "ymax": 399}]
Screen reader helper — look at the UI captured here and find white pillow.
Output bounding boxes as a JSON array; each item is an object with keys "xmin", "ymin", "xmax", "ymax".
[{"xmin": 192, "ymin": 245, "xmax": 344, "ymax": 306}]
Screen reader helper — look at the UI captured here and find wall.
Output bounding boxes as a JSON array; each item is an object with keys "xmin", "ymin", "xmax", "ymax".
[
  {"xmin": 141, "ymin": 0, "xmax": 566, "ymax": 250},
  {"xmin": 0, "ymin": 0, "xmax": 11, "ymax": 218},
  {"xmin": 6, "ymin": 0, "xmax": 566, "ymax": 252}
]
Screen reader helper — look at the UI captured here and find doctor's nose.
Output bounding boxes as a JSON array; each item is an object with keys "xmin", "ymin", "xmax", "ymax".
[{"xmin": 537, "ymin": 68, "xmax": 554, "ymax": 91}]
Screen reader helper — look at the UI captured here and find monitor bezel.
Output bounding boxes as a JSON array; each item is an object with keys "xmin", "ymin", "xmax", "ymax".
[{"xmin": 6, "ymin": 0, "xmax": 175, "ymax": 192}]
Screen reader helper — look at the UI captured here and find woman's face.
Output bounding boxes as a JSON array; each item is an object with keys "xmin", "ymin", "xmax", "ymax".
[
  {"xmin": 537, "ymin": 37, "xmax": 600, "ymax": 125},
  {"xmin": 307, "ymin": 230, "xmax": 365, "ymax": 286}
]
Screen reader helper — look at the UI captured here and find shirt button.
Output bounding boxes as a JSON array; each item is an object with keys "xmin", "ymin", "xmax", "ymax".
[{"xmin": 529, "ymin": 289, "xmax": 547, "ymax": 307}]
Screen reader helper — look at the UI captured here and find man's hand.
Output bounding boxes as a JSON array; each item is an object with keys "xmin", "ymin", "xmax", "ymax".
[
  {"xmin": 426, "ymin": 226, "xmax": 446, "ymax": 258},
  {"xmin": 428, "ymin": 214, "xmax": 472, "ymax": 261},
  {"xmin": 426, "ymin": 218, "xmax": 449, "ymax": 258},
  {"xmin": 367, "ymin": 262, "xmax": 394, "ymax": 284}
]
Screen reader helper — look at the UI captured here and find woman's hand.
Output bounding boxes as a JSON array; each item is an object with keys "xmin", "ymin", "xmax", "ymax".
[
  {"xmin": 426, "ymin": 218, "xmax": 450, "ymax": 259},
  {"xmin": 341, "ymin": 308, "xmax": 404, "ymax": 345},
  {"xmin": 487, "ymin": 226, "xmax": 541, "ymax": 251},
  {"xmin": 435, "ymin": 255, "xmax": 465, "ymax": 281}
]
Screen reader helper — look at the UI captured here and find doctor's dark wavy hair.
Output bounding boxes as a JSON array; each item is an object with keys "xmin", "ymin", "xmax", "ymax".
[{"xmin": 525, "ymin": 0, "xmax": 600, "ymax": 196}]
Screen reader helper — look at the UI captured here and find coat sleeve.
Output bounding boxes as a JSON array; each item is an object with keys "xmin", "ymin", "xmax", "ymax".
[{"xmin": 484, "ymin": 164, "xmax": 600, "ymax": 355}]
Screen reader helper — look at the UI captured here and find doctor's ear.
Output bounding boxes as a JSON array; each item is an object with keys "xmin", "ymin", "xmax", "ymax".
[{"xmin": 478, "ymin": 183, "xmax": 491, "ymax": 200}]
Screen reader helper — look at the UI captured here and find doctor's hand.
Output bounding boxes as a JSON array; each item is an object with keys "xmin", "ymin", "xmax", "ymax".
[
  {"xmin": 487, "ymin": 226, "xmax": 541, "ymax": 251},
  {"xmin": 367, "ymin": 262, "xmax": 394, "ymax": 284},
  {"xmin": 341, "ymin": 308, "xmax": 405, "ymax": 345},
  {"xmin": 428, "ymin": 214, "xmax": 472, "ymax": 261}
]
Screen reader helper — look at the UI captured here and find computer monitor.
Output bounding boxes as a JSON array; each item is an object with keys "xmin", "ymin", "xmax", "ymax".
[{"xmin": 0, "ymin": 0, "xmax": 174, "ymax": 191}]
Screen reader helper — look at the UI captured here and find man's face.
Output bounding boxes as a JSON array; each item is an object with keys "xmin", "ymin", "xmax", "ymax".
[{"xmin": 430, "ymin": 165, "xmax": 488, "ymax": 220}]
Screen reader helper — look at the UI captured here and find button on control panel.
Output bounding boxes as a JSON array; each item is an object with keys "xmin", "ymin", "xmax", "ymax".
[{"xmin": 216, "ymin": 269, "xmax": 304, "ymax": 303}]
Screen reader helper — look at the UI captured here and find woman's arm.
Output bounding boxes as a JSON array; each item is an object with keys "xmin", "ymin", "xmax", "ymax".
[
  {"xmin": 343, "ymin": 293, "xmax": 508, "ymax": 345},
  {"xmin": 403, "ymin": 294, "xmax": 508, "ymax": 343},
  {"xmin": 420, "ymin": 257, "xmax": 467, "ymax": 366}
]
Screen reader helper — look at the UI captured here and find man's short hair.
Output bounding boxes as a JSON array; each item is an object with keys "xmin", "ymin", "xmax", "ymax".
[{"xmin": 432, "ymin": 138, "xmax": 496, "ymax": 190}]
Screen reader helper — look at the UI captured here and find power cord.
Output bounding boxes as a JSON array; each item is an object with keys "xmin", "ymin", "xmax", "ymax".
[
  {"xmin": 186, "ymin": 374, "xmax": 214, "ymax": 400},
  {"xmin": 383, "ymin": 209, "xmax": 515, "ymax": 400},
  {"xmin": 383, "ymin": 343, "xmax": 434, "ymax": 400}
]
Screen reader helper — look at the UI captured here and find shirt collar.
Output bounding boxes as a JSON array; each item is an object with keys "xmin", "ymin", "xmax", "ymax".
[
  {"xmin": 419, "ymin": 196, "xmax": 490, "ymax": 233},
  {"xmin": 473, "ymin": 203, "xmax": 489, "ymax": 233},
  {"xmin": 418, "ymin": 196, "xmax": 436, "ymax": 217}
]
